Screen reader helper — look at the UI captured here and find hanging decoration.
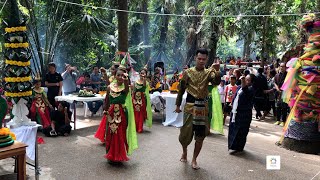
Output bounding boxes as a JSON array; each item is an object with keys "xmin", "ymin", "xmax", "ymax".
[
  {"xmin": 278, "ymin": 14, "xmax": 320, "ymax": 154},
  {"xmin": 3, "ymin": 0, "xmax": 36, "ymax": 128},
  {"xmin": 3, "ymin": 21, "xmax": 33, "ymax": 102}
]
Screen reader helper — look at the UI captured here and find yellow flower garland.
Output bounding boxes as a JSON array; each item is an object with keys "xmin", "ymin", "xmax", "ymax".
[
  {"xmin": 4, "ymin": 26, "xmax": 27, "ymax": 33},
  {"xmin": 4, "ymin": 76, "xmax": 31, "ymax": 83},
  {"xmin": 4, "ymin": 43, "xmax": 29, "ymax": 48},
  {"xmin": 5, "ymin": 60, "xmax": 30, "ymax": 66},
  {"xmin": 4, "ymin": 91, "xmax": 32, "ymax": 97}
]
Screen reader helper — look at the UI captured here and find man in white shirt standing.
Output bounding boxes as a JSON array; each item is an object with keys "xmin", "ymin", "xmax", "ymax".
[{"xmin": 62, "ymin": 64, "xmax": 78, "ymax": 95}]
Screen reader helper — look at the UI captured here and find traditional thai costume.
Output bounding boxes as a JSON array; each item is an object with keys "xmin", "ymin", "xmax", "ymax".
[
  {"xmin": 208, "ymin": 84, "xmax": 214, "ymax": 123},
  {"xmin": 278, "ymin": 14, "xmax": 320, "ymax": 153},
  {"xmin": 29, "ymin": 87, "xmax": 51, "ymax": 128},
  {"xmin": 228, "ymin": 86, "xmax": 255, "ymax": 151},
  {"xmin": 109, "ymin": 76, "xmax": 116, "ymax": 84},
  {"xmin": 132, "ymin": 80, "xmax": 152, "ymax": 133},
  {"xmin": 208, "ymin": 84, "xmax": 224, "ymax": 135},
  {"xmin": 94, "ymin": 82, "xmax": 138, "ymax": 161},
  {"xmin": 177, "ymin": 67, "xmax": 220, "ymax": 147}
]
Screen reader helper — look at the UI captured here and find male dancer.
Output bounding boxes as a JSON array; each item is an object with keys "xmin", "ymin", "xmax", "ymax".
[{"xmin": 175, "ymin": 48, "xmax": 220, "ymax": 169}]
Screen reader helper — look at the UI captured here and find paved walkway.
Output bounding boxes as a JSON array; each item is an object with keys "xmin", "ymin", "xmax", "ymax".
[{"xmin": 0, "ymin": 108, "xmax": 319, "ymax": 180}]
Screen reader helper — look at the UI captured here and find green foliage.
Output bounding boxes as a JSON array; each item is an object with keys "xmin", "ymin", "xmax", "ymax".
[
  {"xmin": 2, "ymin": 0, "xmax": 319, "ymax": 76},
  {"xmin": 216, "ymin": 36, "xmax": 241, "ymax": 60}
]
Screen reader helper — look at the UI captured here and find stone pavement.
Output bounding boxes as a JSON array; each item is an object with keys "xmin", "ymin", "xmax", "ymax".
[{"xmin": 0, "ymin": 108, "xmax": 319, "ymax": 180}]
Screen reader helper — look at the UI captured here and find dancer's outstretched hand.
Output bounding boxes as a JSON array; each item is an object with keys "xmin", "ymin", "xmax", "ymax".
[
  {"xmin": 210, "ymin": 62, "xmax": 220, "ymax": 71},
  {"xmin": 174, "ymin": 106, "xmax": 182, "ymax": 113}
]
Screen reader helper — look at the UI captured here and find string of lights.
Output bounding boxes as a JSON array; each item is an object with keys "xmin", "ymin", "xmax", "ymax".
[{"xmin": 55, "ymin": 0, "xmax": 319, "ymax": 18}]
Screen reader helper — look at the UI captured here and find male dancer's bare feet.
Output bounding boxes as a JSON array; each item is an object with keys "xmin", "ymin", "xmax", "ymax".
[
  {"xmin": 191, "ymin": 160, "xmax": 200, "ymax": 170},
  {"xmin": 180, "ymin": 153, "xmax": 187, "ymax": 162},
  {"xmin": 180, "ymin": 147, "xmax": 188, "ymax": 162}
]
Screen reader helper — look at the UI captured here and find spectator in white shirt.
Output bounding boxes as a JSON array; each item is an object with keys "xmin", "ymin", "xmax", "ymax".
[
  {"xmin": 62, "ymin": 64, "xmax": 78, "ymax": 95},
  {"xmin": 218, "ymin": 80, "xmax": 226, "ymax": 108}
]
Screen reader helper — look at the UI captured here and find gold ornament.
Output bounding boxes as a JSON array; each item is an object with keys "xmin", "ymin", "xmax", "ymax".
[
  {"xmin": 4, "ymin": 42, "xmax": 29, "ymax": 48},
  {"xmin": 4, "ymin": 91, "xmax": 32, "ymax": 97},
  {"xmin": 4, "ymin": 76, "xmax": 31, "ymax": 83},
  {"xmin": 5, "ymin": 60, "xmax": 30, "ymax": 66},
  {"xmin": 4, "ymin": 26, "xmax": 27, "ymax": 33}
]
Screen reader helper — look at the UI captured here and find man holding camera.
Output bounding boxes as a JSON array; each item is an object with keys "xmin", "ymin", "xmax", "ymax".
[{"xmin": 62, "ymin": 64, "xmax": 78, "ymax": 95}]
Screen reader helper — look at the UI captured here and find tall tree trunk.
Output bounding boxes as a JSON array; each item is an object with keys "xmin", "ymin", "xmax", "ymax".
[
  {"xmin": 186, "ymin": 23, "xmax": 197, "ymax": 66},
  {"xmin": 243, "ymin": 32, "xmax": 252, "ymax": 58},
  {"xmin": 185, "ymin": 1, "xmax": 202, "ymax": 66},
  {"xmin": 141, "ymin": 0, "xmax": 150, "ymax": 64},
  {"xmin": 208, "ymin": 20, "xmax": 220, "ymax": 66},
  {"xmin": 129, "ymin": 1, "xmax": 142, "ymax": 68},
  {"xmin": 172, "ymin": 0, "xmax": 185, "ymax": 67},
  {"xmin": 159, "ymin": 8, "xmax": 170, "ymax": 51},
  {"xmin": 261, "ymin": 17, "xmax": 268, "ymax": 67},
  {"xmin": 261, "ymin": 0, "xmax": 271, "ymax": 67},
  {"xmin": 117, "ymin": 0, "xmax": 128, "ymax": 52},
  {"xmin": 129, "ymin": 14, "xmax": 142, "ymax": 67}
]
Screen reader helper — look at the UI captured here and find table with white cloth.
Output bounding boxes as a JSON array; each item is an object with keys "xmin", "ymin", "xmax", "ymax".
[
  {"xmin": 55, "ymin": 94, "xmax": 105, "ymax": 129},
  {"xmin": 150, "ymin": 92, "xmax": 186, "ymax": 128},
  {"xmin": 10, "ymin": 124, "xmax": 42, "ymax": 179}
]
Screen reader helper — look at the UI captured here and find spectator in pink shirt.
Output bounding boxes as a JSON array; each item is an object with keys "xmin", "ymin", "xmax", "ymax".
[
  {"xmin": 76, "ymin": 72, "xmax": 89, "ymax": 91},
  {"xmin": 223, "ymin": 75, "xmax": 238, "ymax": 125}
]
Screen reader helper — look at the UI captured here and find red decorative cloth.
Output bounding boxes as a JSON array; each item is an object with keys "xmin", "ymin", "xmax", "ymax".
[
  {"xmin": 104, "ymin": 104, "xmax": 129, "ymax": 162},
  {"xmin": 94, "ymin": 115, "xmax": 107, "ymax": 143},
  {"xmin": 133, "ymin": 92, "xmax": 147, "ymax": 133},
  {"xmin": 30, "ymin": 101, "xmax": 51, "ymax": 128}
]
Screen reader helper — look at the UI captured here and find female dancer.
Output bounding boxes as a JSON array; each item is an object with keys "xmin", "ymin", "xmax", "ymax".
[
  {"xmin": 95, "ymin": 66, "xmax": 137, "ymax": 162},
  {"xmin": 30, "ymin": 79, "xmax": 52, "ymax": 128},
  {"xmin": 132, "ymin": 68, "xmax": 152, "ymax": 133}
]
